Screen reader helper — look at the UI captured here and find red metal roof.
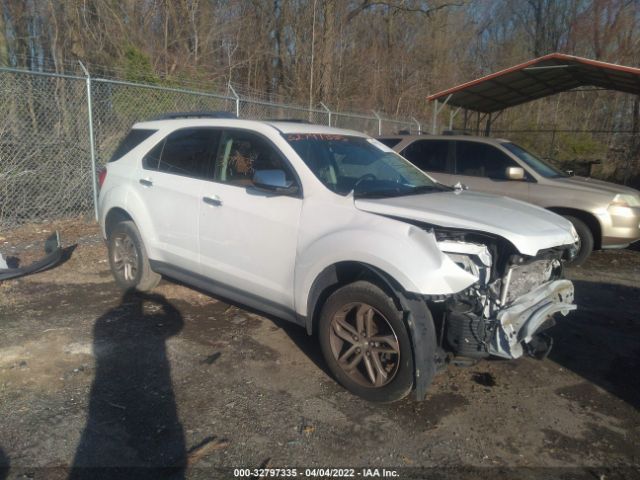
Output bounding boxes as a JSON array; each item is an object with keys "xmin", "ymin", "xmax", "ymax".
[{"xmin": 427, "ymin": 53, "xmax": 640, "ymax": 113}]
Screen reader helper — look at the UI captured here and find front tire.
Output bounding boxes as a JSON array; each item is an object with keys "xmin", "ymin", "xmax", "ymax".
[
  {"xmin": 563, "ymin": 215, "xmax": 594, "ymax": 266},
  {"xmin": 318, "ymin": 281, "xmax": 414, "ymax": 402},
  {"xmin": 107, "ymin": 220, "xmax": 161, "ymax": 291}
]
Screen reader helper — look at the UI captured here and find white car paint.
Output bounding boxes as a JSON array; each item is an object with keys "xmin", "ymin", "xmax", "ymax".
[
  {"xmin": 198, "ymin": 178, "xmax": 303, "ymax": 311},
  {"xmin": 98, "ymin": 118, "xmax": 577, "ymax": 362},
  {"xmin": 354, "ymin": 190, "xmax": 578, "ymax": 257}
]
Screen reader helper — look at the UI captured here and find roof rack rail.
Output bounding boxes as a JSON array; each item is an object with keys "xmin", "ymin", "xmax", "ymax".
[
  {"xmin": 151, "ymin": 111, "xmax": 237, "ymax": 121},
  {"xmin": 441, "ymin": 130, "xmax": 470, "ymax": 136}
]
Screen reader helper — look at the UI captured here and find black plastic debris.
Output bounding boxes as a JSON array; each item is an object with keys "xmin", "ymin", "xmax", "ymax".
[{"xmin": 0, "ymin": 231, "xmax": 62, "ymax": 281}]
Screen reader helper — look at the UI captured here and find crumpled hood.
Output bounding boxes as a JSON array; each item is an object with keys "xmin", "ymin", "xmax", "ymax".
[
  {"xmin": 355, "ymin": 190, "xmax": 577, "ymax": 256},
  {"xmin": 547, "ymin": 175, "xmax": 640, "ymax": 198}
]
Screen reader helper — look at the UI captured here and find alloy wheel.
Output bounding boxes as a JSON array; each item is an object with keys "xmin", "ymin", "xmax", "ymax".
[
  {"xmin": 329, "ymin": 302, "xmax": 401, "ymax": 388},
  {"xmin": 111, "ymin": 233, "xmax": 139, "ymax": 283}
]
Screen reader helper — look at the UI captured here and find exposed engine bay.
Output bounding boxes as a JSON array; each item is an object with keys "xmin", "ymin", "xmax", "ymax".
[{"xmin": 430, "ymin": 227, "xmax": 577, "ymax": 361}]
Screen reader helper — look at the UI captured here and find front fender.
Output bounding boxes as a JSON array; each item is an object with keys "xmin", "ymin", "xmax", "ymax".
[{"xmin": 294, "ymin": 222, "xmax": 477, "ymax": 317}]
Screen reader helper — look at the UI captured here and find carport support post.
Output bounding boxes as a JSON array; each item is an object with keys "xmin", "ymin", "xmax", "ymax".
[
  {"xmin": 372, "ymin": 110, "xmax": 382, "ymax": 136},
  {"xmin": 411, "ymin": 116, "xmax": 421, "ymax": 134},
  {"xmin": 449, "ymin": 106, "xmax": 461, "ymax": 131},
  {"xmin": 228, "ymin": 83, "xmax": 240, "ymax": 118},
  {"xmin": 79, "ymin": 61, "xmax": 99, "ymax": 221},
  {"xmin": 320, "ymin": 102, "xmax": 332, "ymax": 126},
  {"xmin": 432, "ymin": 100, "xmax": 438, "ymax": 134},
  {"xmin": 484, "ymin": 113, "xmax": 492, "ymax": 136},
  {"xmin": 431, "ymin": 95, "xmax": 451, "ymax": 134}
]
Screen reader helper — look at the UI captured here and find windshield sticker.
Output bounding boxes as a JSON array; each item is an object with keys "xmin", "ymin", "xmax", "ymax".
[
  {"xmin": 286, "ymin": 133, "xmax": 349, "ymax": 142},
  {"xmin": 367, "ymin": 138, "xmax": 395, "ymax": 153}
]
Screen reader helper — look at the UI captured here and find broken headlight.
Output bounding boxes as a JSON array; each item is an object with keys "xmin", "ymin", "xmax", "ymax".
[{"xmin": 438, "ymin": 240, "xmax": 492, "ymax": 286}]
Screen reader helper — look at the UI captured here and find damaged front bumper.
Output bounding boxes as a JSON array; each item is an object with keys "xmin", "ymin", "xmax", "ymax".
[
  {"xmin": 491, "ymin": 279, "xmax": 576, "ymax": 359},
  {"xmin": 0, "ymin": 232, "xmax": 63, "ymax": 281},
  {"xmin": 436, "ymin": 234, "xmax": 578, "ymax": 362}
]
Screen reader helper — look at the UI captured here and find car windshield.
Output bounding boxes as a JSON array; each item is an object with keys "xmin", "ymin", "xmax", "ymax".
[
  {"xmin": 284, "ymin": 134, "xmax": 446, "ymax": 198},
  {"xmin": 502, "ymin": 142, "xmax": 568, "ymax": 178}
]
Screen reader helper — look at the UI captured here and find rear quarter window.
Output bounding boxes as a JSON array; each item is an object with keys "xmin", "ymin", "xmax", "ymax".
[
  {"xmin": 376, "ymin": 138, "xmax": 403, "ymax": 148},
  {"xmin": 109, "ymin": 129, "xmax": 157, "ymax": 162}
]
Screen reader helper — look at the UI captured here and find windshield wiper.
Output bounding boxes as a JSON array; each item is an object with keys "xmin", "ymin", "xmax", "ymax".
[
  {"xmin": 354, "ymin": 188, "xmax": 406, "ymax": 199},
  {"xmin": 402, "ymin": 185, "xmax": 445, "ymax": 195},
  {"xmin": 355, "ymin": 185, "xmax": 443, "ymax": 199}
]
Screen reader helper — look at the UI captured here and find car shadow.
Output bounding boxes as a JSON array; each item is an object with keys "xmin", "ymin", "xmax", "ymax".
[
  {"xmin": 547, "ymin": 279, "xmax": 640, "ymax": 410},
  {"xmin": 160, "ymin": 277, "xmax": 333, "ymax": 378},
  {"xmin": 159, "ymin": 275, "xmax": 640, "ymax": 410},
  {"xmin": 269, "ymin": 316, "xmax": 332, "ymax": 378},
  {"xmin": 68, "ymin": 290, "xmax": 186, "ymax": 480}
]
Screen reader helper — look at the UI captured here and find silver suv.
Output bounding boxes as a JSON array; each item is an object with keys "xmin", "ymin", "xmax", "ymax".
[
  {"xmin": 99, "ymin": 113, "xmax": 578, "ymax": 402},
  {"xmin": 379, "ymin": 135, "xmax": 640, "ymax": 264}
]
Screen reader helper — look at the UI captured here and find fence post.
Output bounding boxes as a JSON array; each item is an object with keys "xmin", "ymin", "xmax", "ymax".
[
  {"xmin": 372, "ymin": 110, "xmax": 382, "ymax": 136},
  {"xmin": 320, "ymin": 102, "xmax": 331, "ymax": 126},
  {"xmin": 411, "ymin": 117, "xmax": 421, "ymax": 135},
  {"xmin": 79, "ymin": 61, "xmax": 99, "ymax": 221},
  {"xmin": 228, "ymin": 83, "xmax": 240, "ymax": 118}
]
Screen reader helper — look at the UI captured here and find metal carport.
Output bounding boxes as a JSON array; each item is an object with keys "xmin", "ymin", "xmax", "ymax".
[{"xmin": 427, "ymin": 53, "xmax": 640, "ymax": 134}]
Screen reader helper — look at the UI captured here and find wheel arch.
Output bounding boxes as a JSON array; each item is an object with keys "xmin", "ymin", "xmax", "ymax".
[
  {"xmin": 104, "ymin": 207, "xmax": 134, "ymax": 238},
  {"xmin": 305, "ymin": 260, "xmax": 437, "ymax": 401},
  {"xmin": 546, "ymin": 207, "xmax": 602, "ymax": 250},
  {"xmin": 305, "ymin": 261, "xmax": 405, "ymax": 336}
]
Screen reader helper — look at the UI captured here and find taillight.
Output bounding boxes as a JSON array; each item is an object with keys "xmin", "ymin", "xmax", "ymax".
[{"xmin": 98, "ymin": 167, "xmax": 107, "ymax": 189}]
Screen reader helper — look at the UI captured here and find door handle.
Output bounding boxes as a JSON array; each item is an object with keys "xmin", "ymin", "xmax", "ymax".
[
  {"xmin": 203, "ymin": 195, "xmax": 223, "ymax": 206},
  {"xmin": 139, "ymin": 178, "xmax": 153, "ymax": 187}
]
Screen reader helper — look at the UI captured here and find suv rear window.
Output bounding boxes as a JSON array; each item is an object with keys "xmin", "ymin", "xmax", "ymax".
[{"xmin": 109, "ymin": 129, "xmax": 156, "ymax": 162}]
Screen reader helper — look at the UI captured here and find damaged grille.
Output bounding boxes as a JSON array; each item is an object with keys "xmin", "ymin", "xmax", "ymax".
[{"xmin": 501, "ymin": 259, "xmax": 561, "ymax": 306}]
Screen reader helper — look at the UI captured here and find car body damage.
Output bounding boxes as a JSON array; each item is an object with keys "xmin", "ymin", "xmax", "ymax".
[
  {"xmin": 0, "ymin": 232, "xmax": 62, "ymax": 281},
  {"xmin": 99, "ymin": 118, "xmax": 580, "ymax": 402},
  {"xmin": 494, "ymin": 279, "xmax": 575, "ymax": 359},
  {"xmin": 354, "ymin": 190, "xmax": 579, "ymax": 257},
  {"xmin": 348, "ymin": 187, "xmax": 579, "ymax": 362},
  {"xmin": 432, "ymin": 227, "xmax": 576, "ymax": 361}
]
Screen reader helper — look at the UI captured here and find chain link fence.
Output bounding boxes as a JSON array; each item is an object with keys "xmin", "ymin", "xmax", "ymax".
[
  {"xmin": 0, "ymin": 66, "xmax": 424, "ymax": 229},
  {"xmin": 90, "ymin": 79, "xmax": 235, "ymax": 166},
  {"xmin": 0, "ymin": 70, "xmax": 93, "ymax": 228}
]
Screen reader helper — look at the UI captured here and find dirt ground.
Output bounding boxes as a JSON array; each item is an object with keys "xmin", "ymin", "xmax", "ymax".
[{"xmin": 1, "ymin": 219, "xmax": 639, "ymax": 479}]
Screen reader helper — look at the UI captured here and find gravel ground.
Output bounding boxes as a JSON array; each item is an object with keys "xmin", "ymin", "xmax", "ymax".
[{"xmin": 0, "ymin": 220, "xmax": 639, "ymax": 479}]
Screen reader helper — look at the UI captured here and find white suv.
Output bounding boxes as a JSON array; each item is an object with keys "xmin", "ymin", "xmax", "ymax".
[{"xmin": 98, "ymin": 112, "xmax": 578, "ymax": 402}]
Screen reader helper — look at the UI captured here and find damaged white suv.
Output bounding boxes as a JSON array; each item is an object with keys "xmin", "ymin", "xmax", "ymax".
[{"xmin": 99, "ymin": 113, "xmax": 578, "ymax": 402}]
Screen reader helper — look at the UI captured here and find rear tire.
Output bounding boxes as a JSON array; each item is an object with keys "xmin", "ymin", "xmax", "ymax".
[
  {"xmin": 563, "ymin": 215, "xmax": 593, "ymax": 266},
  {"xmin": 107, "ymin": 220, "xmax": 161, "ymax": 291},
  {"xmin": 318, "ymin": 281, "xmax": 414, "ymax": 403}
]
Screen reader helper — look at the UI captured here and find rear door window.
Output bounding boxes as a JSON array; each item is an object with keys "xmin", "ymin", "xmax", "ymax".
[
  {"xmin": 109, "ymin": 129, "xmax": 156, "ymax": 162},
  {"xmin": 455, "ymin": 141, "xmax": 519, "ymax": 179},
  {"xmin": 401, "ymin": 140, "xmax": 452, "ymax": 173},
  {"xmin": 148, "ymin": 128, "xmax": 219, "ymax": 179}
]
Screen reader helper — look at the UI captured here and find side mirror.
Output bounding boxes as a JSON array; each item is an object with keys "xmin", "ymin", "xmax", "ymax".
[
  {"xmin": 252, "ymin": 169, "xmax": 297, "ymax": 194},
  {"xmin": 453, "ymin": 181, "xmax": 468, "ymax": 192},
  {"xmin": 506, "ymin": 166, "xmax": 525, "ymax": 180}
]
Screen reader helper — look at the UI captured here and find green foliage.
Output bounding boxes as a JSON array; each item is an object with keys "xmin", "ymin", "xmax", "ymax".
[
  {"xmin": 553, "ymin": 132, "xmax": 607, "ymax": 162},
  {"xmin": 121, "ymin": 45, "xmax": 159, "ymax": 84}
]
